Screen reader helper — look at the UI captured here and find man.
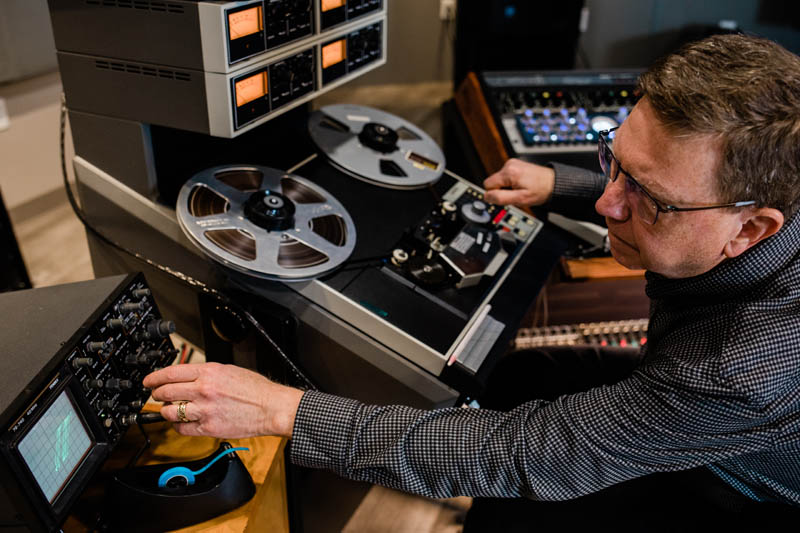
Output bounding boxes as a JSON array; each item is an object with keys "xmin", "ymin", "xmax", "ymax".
[{"xmin": 144, "ymin": 34, "xmax": 800, "ymax": 529}]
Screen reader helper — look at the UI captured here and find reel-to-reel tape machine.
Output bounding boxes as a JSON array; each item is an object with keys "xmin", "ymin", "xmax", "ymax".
[{"xmin": 167, "ymin": 104, "xmax": 547, "ymax": 382}]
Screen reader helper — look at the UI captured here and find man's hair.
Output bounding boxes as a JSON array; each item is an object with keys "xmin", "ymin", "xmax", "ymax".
[{"xmin": 637, "ymin": 34, "xmax": 800, "ymax": 218}]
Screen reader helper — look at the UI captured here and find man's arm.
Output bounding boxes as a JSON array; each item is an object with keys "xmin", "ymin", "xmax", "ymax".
[
  {"xmin": 483, "ymin": 159, "xmax": 606, "ymax": 224},
  {"xmin": 290, "ymin": 370, "xmax": 774, "ymax": 501}
]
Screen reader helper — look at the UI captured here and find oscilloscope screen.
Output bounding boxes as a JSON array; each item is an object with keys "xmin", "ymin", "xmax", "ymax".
[{"xmin": 17, "ymin": 390, "xmax": 93, "ymax": 503}]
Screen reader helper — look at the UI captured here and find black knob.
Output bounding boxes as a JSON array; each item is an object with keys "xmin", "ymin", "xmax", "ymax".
[
  {"xmin": 72, "ymin": 357, "xmax": 93, "ymax": 369},
  {"xmin": 131, "ymin": 288, "xmax": 150, "ymax": 299},
  {"xmin": 105, "ymin": 378, "xmax": 133, "ymax": 392},
  {"xmin": 86, "ymin": 379, "xmax": 104, "ymax": 390},
  {"xmin": 99, "ymin": 399, "xmax": 116, "ymax": 410},
  {"xmin": 135, "ymin": 320, "xmax": 176, "ymax": 342},
  {"xmin": 128, "ymin": 400, "xmax": 144, "ymax": 410},
  {"xmin": 124, "ymin": 353, "xmax": 145, "ymax": 366},
  {"xmin": 143, "ymin": 349, "xmax": 162, "ymax": 361},
  {"xmin": 86, "ymin": 341, "xmax": 107, "ymax": 353},
  {"xmin": 119, "ymin": 301, "xmax": 145, "ymax": 313},
  {"xmin": 147, "ymin": 319, "xmax": 176, "ymax": 339},
  {"xmin": 106, "ymin": 318, "xmax": 126, "ymax": 329}
]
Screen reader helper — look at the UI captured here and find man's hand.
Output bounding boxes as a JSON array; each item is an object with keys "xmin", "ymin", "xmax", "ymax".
[
  {"xmin": 483, "ymin": 159, "xmax": 556, "ymax": 208},
  {"xmin": 143, "ymin": 362, "xmax": 304, "ymax": 439}
]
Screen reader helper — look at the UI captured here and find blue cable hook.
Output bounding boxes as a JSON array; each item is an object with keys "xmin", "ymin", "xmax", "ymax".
[{"xmin": 157, "ymin": 447, "xmax": 250, "ymax": 488}]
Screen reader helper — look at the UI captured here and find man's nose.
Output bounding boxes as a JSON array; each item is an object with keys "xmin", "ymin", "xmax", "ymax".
[{"xmin": 595, "ymin": 178, "xmax": 630, "ymax": 222}]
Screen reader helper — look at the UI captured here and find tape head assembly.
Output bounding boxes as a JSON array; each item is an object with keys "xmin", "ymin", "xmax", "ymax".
[
  {"xmin": 176, "ymin": 164, "xmax": 357, "ymax": 281},
  {"xmin": 309, "ymin": 104, "xmax": 446, "ymax": 189}
]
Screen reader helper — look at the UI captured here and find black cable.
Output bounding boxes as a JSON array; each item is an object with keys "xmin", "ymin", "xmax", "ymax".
[
  {"xmin": 136, "ymin": 412, "xmax": 166, "ymax": 424},
  {"xmin": 59, "ymin": 94, "xmax": 317, "ymax": 391},
  {"xmin": 126, "ymin": 421, "xmax": 152, "ymax": 469}
]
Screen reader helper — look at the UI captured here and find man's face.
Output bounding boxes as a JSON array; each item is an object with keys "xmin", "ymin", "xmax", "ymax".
[{"xmin": 594, "ymin": 99, "xmax": 745, "ymax": 279}]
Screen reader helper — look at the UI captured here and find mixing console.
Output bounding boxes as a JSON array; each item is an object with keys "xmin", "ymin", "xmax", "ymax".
[{"xmin": 514, "ymin": 318, "xmax": 649, "ymax": 349}]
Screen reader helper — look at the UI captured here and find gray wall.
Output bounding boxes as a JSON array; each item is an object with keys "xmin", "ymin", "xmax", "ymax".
[
  {"xmin": 581, "ymin": 0, "xmax": 800, "ymax": 68},
  {"xmin": 0, "ymin": 0, "xmax": 57, "ymax": 84}
]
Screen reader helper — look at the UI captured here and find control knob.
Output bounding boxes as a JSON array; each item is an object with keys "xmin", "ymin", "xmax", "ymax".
[
  {"xmin": 105, "ymin": 378, "xmax": 133, "ymax": 392},
  {"xmin": 106, "ymin": 317, "xmax": 126, "ymax": 329},
  {"xmin": 135, "ymin": 319, "xmax": 176, "ymax": 342},
  {"xmin": 461, "ymin": 200, "xmax": 491, "ymax": 224},
  {"xmin": 131, "ymin": 288, "xmax": 151, "ymax": 299},
  {"xmin": 119, "ymin": 301, "xmax": 145, "ymax": 313},
  {"xmin": 72, "ymin": 357, "xmax": 93, "ymax": 369},
  {"xmin": 86, "ymin": 341, "xmax": 108, "ymax": 353}
]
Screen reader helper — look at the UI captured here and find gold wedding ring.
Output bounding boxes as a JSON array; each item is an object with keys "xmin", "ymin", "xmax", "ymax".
[{"xmin": 177, "ymin": 401, "xmax": 189, "ymax": 423}]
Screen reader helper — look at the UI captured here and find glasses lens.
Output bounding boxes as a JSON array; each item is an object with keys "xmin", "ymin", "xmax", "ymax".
[{"xmin": 623, "ymin": 174, "xmax": 658, "ymax": 224}]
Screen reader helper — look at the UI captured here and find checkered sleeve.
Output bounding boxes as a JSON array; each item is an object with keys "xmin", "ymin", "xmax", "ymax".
[
  {"xmin": 544, "ymin": 162, "xmax": 607, "ymax": 224},
  {"xmin": 290, "ymin": 368, "xmax": 777, "ymax": 502}
]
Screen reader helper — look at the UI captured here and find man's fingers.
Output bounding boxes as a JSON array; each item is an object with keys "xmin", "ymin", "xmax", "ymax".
[
  {"xmin": 160, "ymin": 401, "xmax": 203, "ymax": 424},
  {"xmin": 484, "ymin": 188, "xmax": 527, "ymax": 206},
  {"xmin": 150, "ymin": 382, "xmax": 200, "ymax": 403},
  {"xmin": 143, "ymin": 363, "xmax": 201, "ymax": 389},
  {"xmin": 171, "ymin": 421, "xmax": 206, "ymax": 437},
  {"xmin": 483, "ymin": 172, "xmax": 510, "ymax": 191}
]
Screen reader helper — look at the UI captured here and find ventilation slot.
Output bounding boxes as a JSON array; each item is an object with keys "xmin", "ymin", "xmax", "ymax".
[
  {"xmin": 93, "ymin": 60, "xmax": 191, "ymax": 82},
  {"xmin": 87, "ymin": 0, "xmax": 183, "ymax": 13}
]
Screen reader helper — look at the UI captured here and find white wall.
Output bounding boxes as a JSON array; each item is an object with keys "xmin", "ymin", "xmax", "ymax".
[{"xmin": 0, "ymin": 72, "xmax": 72, "ymax": 211}]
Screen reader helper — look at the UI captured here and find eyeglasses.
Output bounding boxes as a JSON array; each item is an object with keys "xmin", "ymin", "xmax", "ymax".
[{"xmin": 598, "ymin": 127, "xmax": 755, "ymax": 225}]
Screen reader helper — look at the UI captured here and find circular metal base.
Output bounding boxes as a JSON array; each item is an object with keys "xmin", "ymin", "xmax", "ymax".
[
  {"xmin": 176, "ymin": 164, "xmax": 357, "ymax": 281},
  {"xmin": 309, "ymin": 104, "xmax": 445, "ymax": 190}
]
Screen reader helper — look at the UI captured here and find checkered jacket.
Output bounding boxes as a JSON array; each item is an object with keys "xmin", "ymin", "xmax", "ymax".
[{"xmin": 291, "ymin": 165, "xmax": 800, "ymax": 504}]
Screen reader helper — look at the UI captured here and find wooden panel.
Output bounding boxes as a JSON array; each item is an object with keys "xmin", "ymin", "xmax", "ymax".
[
  {"xmin": 454, "ymin": 71, "xmax": 508, "ymax": 175},
  {"xmin": 561, "ymin": 256, "xmax": 645, "ymax": 280}
]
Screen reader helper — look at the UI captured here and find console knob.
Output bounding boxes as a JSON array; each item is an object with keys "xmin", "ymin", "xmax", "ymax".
[
  {"xmin": 124, "ymin": 353, "xmax": 146, "ymax": 366},
  {"xmin": 391, "ymin": 248, "xmax": 409, "ymax": 266},
  {"xmin": 131, "ymin": 288, "xmax": 151, "ymax": 299},
  {"xmin": 86, "ymin": 341, "xmax": 107, "ymax": 353},
  {"xmin": 72, "ymin": 357, "xmax": 93, "ymax": 369},
  {"xmin": 135, "ymin": 320, "xmax": 176, "ymax": 342},
  {"xmin": 106, "ymin": 318, "xmax": 126, "ymax": 329},
  {"xmin": 461, "ymin": 200, "xmax": 492, "ymax": 224},
  {"xmin": 99, "ymin": 399, "xmax": 116, "ymax": 410},
  {"xmin": 105, "ymin": 378, "xmax": 133, "ymax": 392},
  {"xmin": 119, "ymin": 301, "xmax": 145, "ymax": 313},
  {"xmin": 86, "ymin": 379, "xmax": 105, "ymax": 390}
]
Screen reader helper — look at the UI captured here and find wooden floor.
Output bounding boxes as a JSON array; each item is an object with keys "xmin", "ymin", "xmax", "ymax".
[{"xmin": 8, "ymin": 81, "xmax": 472, "ymax": 532}]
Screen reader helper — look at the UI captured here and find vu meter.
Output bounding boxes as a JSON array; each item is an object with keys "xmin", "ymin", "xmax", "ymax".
[{"xmin": 227, "ymin": 2, "xmax": 267, "ymax": 64}]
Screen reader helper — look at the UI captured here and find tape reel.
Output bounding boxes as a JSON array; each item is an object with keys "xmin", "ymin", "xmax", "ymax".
[
  {"xmin": 176, "ymin": 164, "xmax": 356, "ymax": 281},
  {"xmin": 308, "ymin": 104, "xmax": 446, "ymax": 189}
]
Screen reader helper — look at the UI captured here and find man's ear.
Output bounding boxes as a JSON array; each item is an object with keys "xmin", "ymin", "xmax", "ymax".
[{"xmin": 724, "ymin": 207, "xmax": 785, "ymax": 259}]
